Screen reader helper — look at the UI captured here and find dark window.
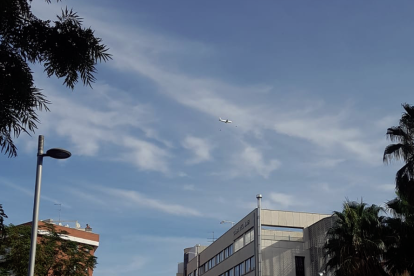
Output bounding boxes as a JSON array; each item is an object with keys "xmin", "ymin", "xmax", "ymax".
[
  {"xmin": 229, "ymin": 268, "xmax": 234, "ymax": 276},
  {"xmin": 229, "ymin": 244, "xmax": 234, "ymax": 255},
  {"xmin": 251, "ymin": 256, "xmax": 255, "ymax": 270},
  {"xmin": 224, "ymin": 247, "xmax": 229, "ymax": 258},
  {"xmin": 295, "ymin": 256, "xmax": 305, "ymax": 276},
  {"xmin": 235, "ymin": 265, "xmax": 240, "ymax": 276},
  {"xmin": 245, "ymin": 259, "xmax": 250, "ymax": 272},
  {"xmin": 240, "ymin": 262, "xmax": 244, "ymax": 275}
]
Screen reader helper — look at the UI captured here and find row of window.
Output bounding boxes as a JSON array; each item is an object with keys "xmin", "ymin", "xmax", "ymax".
[
  {"xmin": 200, "ymin": 243, "xmax": 234, "ymax": 275},
  {"xmin": 234, "ymin": 228, "xmax": 254, "ymax": 252},
  {"xmin": 194, "ymin": 228, "xmax": 255, "ymax": 276},
  {"xmin": 219, "ymin": 256, "xmax": 255, "ymax": 276}
]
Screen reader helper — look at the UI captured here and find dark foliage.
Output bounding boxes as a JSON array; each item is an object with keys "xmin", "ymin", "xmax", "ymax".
[
  {"xmin": 383, "ymin": 196, "xmax": 414, "ymax": 276},
  {"xmin": 0, "ymin": 204, "xmax": 7, "ymax": 240},
  {"xmin": 0, "ymin": 223, "xmax": 97, "ymax": 276},
  {"xmin": 383, "ymin": 103, "xmax": 414, "ymax": 205},
  {"xmin": 324, "ymin": 200, "xmax": 388, "ymax": 276},
  {"xmin": 0, "ymin": 0, "xmax": 111, "ymax": 157}
]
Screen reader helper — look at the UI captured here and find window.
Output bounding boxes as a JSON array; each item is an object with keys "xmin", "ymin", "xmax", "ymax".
[
  {"xmin": 244, "ymin": 228, "xmax": 254, "ymax": 245},
  {"xmin": 220, "ymin": 251, "xmax": 224, "ymax": 262},
  {"xmin": 235, "ymin": 265, "xmax": 240, "ymax": 276},
  {"xmin": 229, "ymin": 268, "xmax": 234, "ymax": 276},
  {"xmin": 240, "ymin": 262, "xmax": 244, "ymax": 275},
  {"xmin": 245, "ymin": 259, "xmax": 250, "ymax": 272},
  {"xmin": 211, "ymin": 257, "xmax": 215, "ymax": 267},
  {"xmin": 224, "ymin": 247, "xmax": 229, "ymax": 258},
  {"xmin": 295, "ymin": 256, "xmax": 305, "ymax": 276},
  {"xmin": 234, "ymin": 236, "xmax": 244, "ymax": 252},
  {"xmin": 229, "ymin": 244, "xmax": 233, "ymax": 255},
  {"xmin": 251, "ymin": 256, "xmax": 255, "ymax": 270},
  {"xmin": 189, "ymin": 272, "xmax": 193, "ymax": 276}
]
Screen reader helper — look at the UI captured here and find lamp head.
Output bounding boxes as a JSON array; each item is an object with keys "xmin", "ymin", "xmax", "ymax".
[{"xmin": 45, "ymin": 148, "xmax": 71, "ymax": 159}]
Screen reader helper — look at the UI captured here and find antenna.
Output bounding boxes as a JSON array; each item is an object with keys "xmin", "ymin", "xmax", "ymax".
[
  {"xmin": 54, "ymin": 203, "xmax": 61, "ymax": 223},
  {"xmin": 207, "ymin": 231, "xmax": 216, "ymax": 243}
]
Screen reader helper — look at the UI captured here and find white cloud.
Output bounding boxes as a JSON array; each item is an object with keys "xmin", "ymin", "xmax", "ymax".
[
  {"xmin": 100, "ymin": 188, "xmax": 203, "ymax": 217},
  {"xmin": 269, "ymin": 192, "xmax": 295, "ymax": 208},
  {"xmin": 18, "ymin": 82, "xmax": 172, "ymax": 174},
  {"xmin": 310, "ymin": 158, "xmax": 345, "ymax": 168},
  {"xmin": 182, "ymin": 136, "xmax": 213, "ymax": 164},
  {"xmin": 375, "ymin": 184, "xmax": 396, "ymax": 192},
  {"xmin": 232, "ymin": 146, "xmax": 281, "ymax": 178},
  {"xmin": 95, "ymin": 23, "xmax": 388, "ymax": 167},
  {"xmin": 182, "ymin": 184, "xmax": 196, "ymax": 191},
  {"xmin": 1, "ymin": 177, "xmax": 71, "ymax": 207},
  {"xmin": 120, "ymin": 137, "xmax": 170, "ymax": 173}
]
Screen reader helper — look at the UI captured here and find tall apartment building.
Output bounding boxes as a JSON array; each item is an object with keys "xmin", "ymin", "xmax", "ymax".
[{"xmin": 178, "ymin": 195, "xmax": 334, "ymax": 276}]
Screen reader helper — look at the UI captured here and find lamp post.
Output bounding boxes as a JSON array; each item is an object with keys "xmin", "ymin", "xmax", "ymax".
[
  {"xmin": 220, "ymin": 220, "xmax": 235, "ymax": 227},
  {"xmin": 28, "ymin": 135, "xmax": 71, "ymax": 276}
]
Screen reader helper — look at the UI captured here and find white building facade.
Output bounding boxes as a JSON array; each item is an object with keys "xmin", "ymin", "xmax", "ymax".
[{"xmin": 178, "ymin": 195, "xmax": 334, "ymax": 276}]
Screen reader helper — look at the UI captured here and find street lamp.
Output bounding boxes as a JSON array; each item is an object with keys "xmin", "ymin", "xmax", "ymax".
[
  {"xmin": 28, "ymin": 135, "xmax": 71, "ymax": 276},
  {"xmin": 220, "ymin": 220, "xmax": 235, "ymax": 227}
]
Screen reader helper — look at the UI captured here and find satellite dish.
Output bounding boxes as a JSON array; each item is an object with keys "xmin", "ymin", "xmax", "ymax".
[
  {"xmin": 58, "ymin": 223, "xmax": 62, "ymax": 226},
  {"xmin": 75, "ymin": 221, "xmax": 81, "ymax": 229},
  {"xmin": 65, "ymin": 224, "xmax": 69, "ymax": 227}
]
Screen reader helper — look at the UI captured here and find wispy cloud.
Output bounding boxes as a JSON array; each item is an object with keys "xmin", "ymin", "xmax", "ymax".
[
  {"xmin": 231, "ymin": 146, "xmax": 281, "ymax": 178},
  {"xmin": 101, "ymin": 188, "xmax": 202, "ymax": 216},
  {"xmin": 119, "ymin": 136, "xmax": 170, "ymax": 173},
  {"xmin": 375, "ymin": 184, "xmax": 396, "ymax": 192},
  {"xmin": 182, "ymin": 136, "xmax": 214, "ymax": 164},
  {"xmin": 268, "ymin": 192, "xmax": 296, "ymax": 208},
  {"xmin": 1, "ymin": 177, "xmax": 71, "ymax": 207},
  {"xmin": 67, "ymin": 186, "xmax": 203, "ymax": 217},
  {"xmin": 20, "ymin": 83, "xmax": 172, "ymax": 173},
  {"xmin": 94, "ymin": 21, "xmax": 387, "ymax": 167}
]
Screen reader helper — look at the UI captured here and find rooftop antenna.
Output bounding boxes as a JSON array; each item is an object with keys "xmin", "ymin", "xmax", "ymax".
[
  {"xmin": 54, "ymin": 204, "xmax": 61, "ymax": 223},
  {"xmin": 207, "ymin": 231, "xmax": 216, "ymax": 243}
]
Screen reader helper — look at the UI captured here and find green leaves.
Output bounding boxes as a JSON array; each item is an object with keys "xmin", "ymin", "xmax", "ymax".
[
  {"xmin": 0, "ymin": 223, "xmax": 97, "ymax": 276},
  {"xmin": 0, "ymin": 0, "xmax": 111, "ymax": 157}
]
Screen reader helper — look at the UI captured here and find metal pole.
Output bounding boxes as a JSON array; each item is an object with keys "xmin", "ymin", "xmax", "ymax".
[
  {"xmin": 256, "ymin": 194, "xmax": 262, "ymax": 276},
  {"xmin": 28, "ymin": 135, "xmax": 44, "ymax": 276},
  {"xmin": 196, "ymin": 244, "xmax": 199, "ymax": 276}
]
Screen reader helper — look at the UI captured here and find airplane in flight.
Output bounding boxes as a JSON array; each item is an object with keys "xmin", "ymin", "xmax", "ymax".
[{"xmin": 219, "ymin": 117, "xmax": 232, "ymax": 123}]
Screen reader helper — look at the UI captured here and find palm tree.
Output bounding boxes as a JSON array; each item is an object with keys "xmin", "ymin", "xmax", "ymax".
[
  {"xmin": 324, "ymin": 200, "xmax": 388, "ymax": 276},
  {"xmin": 383, "ymin": 103, "xmax": 414, "ymax": 205},
  {"xmin": 383, "ymin": 196, "xmax": 414, "ymax": 276}
]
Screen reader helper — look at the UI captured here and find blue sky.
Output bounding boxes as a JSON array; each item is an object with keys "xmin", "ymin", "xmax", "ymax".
[{"xmin": 1, "ymin": 1, "xmax": 413, "ymax": 275}]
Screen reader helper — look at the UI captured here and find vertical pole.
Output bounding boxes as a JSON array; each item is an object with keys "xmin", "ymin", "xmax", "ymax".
[
  {"xmin": 28, "ymin": 135, "xmax": 44, "ymax": 276},
  {"xmin": 256, "ymin": 194, "xmax": 262, "ymax": 276},
  {"xmin": 196, "ymin": 244, "xmax": 199, "ymax": 276}
]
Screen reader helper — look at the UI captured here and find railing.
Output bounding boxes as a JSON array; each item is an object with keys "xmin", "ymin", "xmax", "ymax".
[{"xmin": 261, "ymin": 234, "xmax": 303, "ymax": 242}]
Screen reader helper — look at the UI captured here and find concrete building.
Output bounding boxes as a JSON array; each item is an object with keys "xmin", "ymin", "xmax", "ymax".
[
  {"xmin": 22, "ymin": 219, "xmax": 99, "ymax": 276},
  {"xmin": 178, "ymin": 195, "xmax": 334, "ymax": 276}
]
